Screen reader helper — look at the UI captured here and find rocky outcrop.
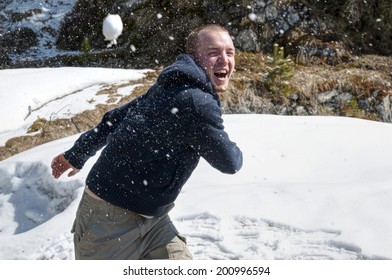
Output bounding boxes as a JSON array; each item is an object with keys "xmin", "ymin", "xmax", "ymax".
[
  {"xmin": 53, "ymin": 0, "xmax": 391, "ymax": 67},
  {"xmin": 2, "ymin": 0, "xmax": 389, "ymax": 70},
  {"xmin": 52, "ymin": 0, "xmax": 338, "ymax": 67}
]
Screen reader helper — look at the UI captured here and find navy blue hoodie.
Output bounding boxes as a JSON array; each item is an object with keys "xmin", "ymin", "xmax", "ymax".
[{"xmin": 64, "ymin": 54, "xmax": 243, "ymax": 216}]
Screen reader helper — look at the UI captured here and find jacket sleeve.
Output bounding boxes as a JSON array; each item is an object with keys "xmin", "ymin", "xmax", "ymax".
[
  {"xmin": 184, "ymin": 91, "xmax": 243, "ymax": 174},
  {"xmin": 63, "ymin": 96, "xmax": 144, "ymax": 169}
]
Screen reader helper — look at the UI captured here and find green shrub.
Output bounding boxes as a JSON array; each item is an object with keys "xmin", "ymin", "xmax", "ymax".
[
  {"xmin": 264, "ymin": 44, "xmax": 295, "ymax": 97},
  {"xmin": 82, "ymin": 37, "xmax": 92, "ymax": 53}
]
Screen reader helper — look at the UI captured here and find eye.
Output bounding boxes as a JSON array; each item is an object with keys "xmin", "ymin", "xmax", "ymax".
[
  {"xmin": 208, "ymin": 51, "xmax": 219, "ymax": 57},
  {"xmin": 226, "ymin": 50, "xmax": 235, "ymax": 57}
]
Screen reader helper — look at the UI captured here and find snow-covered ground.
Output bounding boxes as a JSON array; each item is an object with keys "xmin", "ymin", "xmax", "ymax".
[
  {"xmin": 0, "ymin": 67, "xmax": 148, "ymax": 139},
  {"xmin": 1, "ymin": 67, "xmax": 392, "ymax": 262}
]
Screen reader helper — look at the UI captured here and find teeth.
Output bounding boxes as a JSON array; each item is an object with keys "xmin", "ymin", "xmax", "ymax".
[{"xmin": 214, "ymin": 70, "xmax": 228, "ymax": 79}]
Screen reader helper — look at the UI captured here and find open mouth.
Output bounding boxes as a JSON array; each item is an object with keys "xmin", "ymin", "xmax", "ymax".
[{"xmin": 214, "ymin": 70, "xmax": 228, "ymax": 79}]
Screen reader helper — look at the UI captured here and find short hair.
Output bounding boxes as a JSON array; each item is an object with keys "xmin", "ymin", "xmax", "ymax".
[{"xmin": 185, "ymin": 24, "xmax": 230, "ymax": 56}]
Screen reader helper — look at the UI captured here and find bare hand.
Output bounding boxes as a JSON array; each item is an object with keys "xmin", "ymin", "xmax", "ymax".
[{"xmin": 51, "ymin": 154, "xmax": 80, "ymax": 179}]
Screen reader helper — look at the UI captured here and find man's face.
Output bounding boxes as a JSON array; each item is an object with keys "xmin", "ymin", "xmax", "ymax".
[{"xmin": 194, "ymin": 30, "xmax": 235, "ymax": 92}]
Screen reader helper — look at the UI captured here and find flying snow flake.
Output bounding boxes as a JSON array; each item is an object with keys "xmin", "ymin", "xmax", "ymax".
[
  {"xmin": 171, "ymin": 108, "xmax": 179, "ymax": 114},
  {"xmin": 94, "ymin": 128, "xmax": 99, "ymax": 133},
  {"xmin": 143, "ymin": 180, "xmax": 148, "ymax": 186},
  {"xmin": 376, "ymin": 18, "xmax": 382, "ymax": 22},
  {"xmin": 157, "ymin": 13, "xmax": 163, "ymax": 19},
  {"xmin": 168, "ymin": 36, "xmax": 175, "ymax": 41},
  {"xmin": 130, "ymin": 45, "xmax": 136, "ymax": 52},
  {"xmin": 248, "ymin": 13, "xmax": 257, "ymax": 22},
  {"xmin": 106, "ymin": 121, "xmax": 113, "ymax": 126}
]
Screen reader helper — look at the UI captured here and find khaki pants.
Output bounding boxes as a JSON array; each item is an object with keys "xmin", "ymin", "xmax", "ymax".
[{"xmin": 71, "ymin": 190, "xmax": 192, "ymax": 260}]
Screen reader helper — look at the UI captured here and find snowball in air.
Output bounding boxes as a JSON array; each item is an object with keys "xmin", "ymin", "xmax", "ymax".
[{"xmin": 103, "ymin": 14, "xmax": 123, "ymax": 48}]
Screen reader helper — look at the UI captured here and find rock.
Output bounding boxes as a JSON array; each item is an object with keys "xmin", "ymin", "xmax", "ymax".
[
  {"xmin": 0, "ymin": 49, "xmax": 11, "ymax": 68},
  {"xmin": 235, "ymin": 29, "xmax": 259, "ymax": 52},
  {"xmin": 1, "ymin": 27, "xmax": 38, "ymax": 55},
  {"xmin": 317, "ymin": 90, "xmax": 339, "ymax": 103},
  {"xmin": 378, "ymin": 96, "xmax": 392, "ymax": 123}
]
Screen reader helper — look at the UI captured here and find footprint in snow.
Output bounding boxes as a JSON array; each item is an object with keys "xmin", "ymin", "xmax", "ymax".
[{"xmin": 175, "ymin": 214, "xmax": 383, "ymax": 260}]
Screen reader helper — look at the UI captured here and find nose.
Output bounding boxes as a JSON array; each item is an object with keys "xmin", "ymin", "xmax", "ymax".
[{"xmin": 217, "ymin": 51, "xmax": 229, "ymax": 64}]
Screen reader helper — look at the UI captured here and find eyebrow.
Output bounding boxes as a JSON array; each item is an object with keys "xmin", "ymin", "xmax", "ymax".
[{"xmin": 206, "ymin": 46, "xmax": 235, "ymax": 51}]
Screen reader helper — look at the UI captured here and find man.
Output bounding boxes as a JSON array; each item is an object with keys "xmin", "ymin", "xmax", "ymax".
[{"xmin": 51, "ymin": 24, "xmax": 243, "ymax": 260}]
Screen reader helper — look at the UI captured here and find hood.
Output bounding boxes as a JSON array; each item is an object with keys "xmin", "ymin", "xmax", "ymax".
[{"xmin": 157, "ymin": 54, "xmax": 214, "ymax": 94}]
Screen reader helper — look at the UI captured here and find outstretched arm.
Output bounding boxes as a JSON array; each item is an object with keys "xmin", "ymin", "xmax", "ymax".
[{"xmin": 59, "ymin": 94, "xmax": 149, "ymax": 171}]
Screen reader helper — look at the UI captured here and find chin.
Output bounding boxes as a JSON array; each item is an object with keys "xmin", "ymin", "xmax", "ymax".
[
  {"xmin": 213, "ymin": 84, "xmax": 229, "ymax": 93},
  {"xmin": 215, "ymin": 88, "xmax": 227, "ymax": 93},
  {"xmin": 212, "ymin": 80, "xmax": 230, "ymax": 92}
]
